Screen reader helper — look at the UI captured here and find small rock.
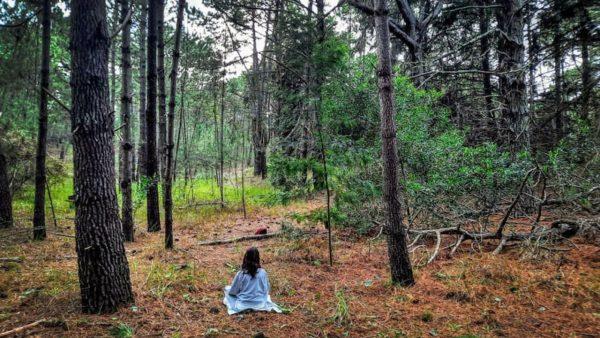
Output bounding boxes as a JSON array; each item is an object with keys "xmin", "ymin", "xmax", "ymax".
[
  {"xmin": 255, "ymin": 227, "xmax": 268, "ymax": 235},
  {"xmin": 209, "ymin": 307, "xmax": 220, "ymax": 314},
  {"xmin": 253, "ymin": 332, "xmax": 266, "ymax": 338}
]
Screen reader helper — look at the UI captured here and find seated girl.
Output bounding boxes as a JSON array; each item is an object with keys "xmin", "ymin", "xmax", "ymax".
[{"xmin": 223, "ymin": 247, "xmax": 282, "ymax": 315}]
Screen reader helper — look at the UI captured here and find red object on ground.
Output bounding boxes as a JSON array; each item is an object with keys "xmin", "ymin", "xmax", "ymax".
[{"xmin": 254, "ymin": 227, "xmax": 268, "ymax": 235}]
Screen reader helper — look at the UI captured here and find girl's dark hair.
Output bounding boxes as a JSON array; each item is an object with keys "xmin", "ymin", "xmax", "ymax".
[{"xmin": 242, "ymin": 247, "xmax": 261, "ymax": 278}]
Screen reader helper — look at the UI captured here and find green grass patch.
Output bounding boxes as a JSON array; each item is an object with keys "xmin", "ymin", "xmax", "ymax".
[{"xmin": 12, "ymin": 174, "xmax": 281, "ymax": 226}]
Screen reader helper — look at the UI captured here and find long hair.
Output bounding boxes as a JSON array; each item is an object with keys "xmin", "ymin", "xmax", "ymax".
[{"xmin": 242, "ymin": 247, "xmax": 261, "ymax": 278}]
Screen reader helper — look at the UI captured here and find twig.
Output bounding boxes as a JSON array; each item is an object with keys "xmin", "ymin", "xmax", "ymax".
[
  {"xmin": 409, "ymin": 244, "xmax": 425, "ymax": 253},
  {"xmin": 0, "ymin": 257, "xmax": 23, "ymax": 263},
  {"xmin": 46, "ymin": 180, "xmax": 58, "ymax": 229},
  {"xmin": 426, "ymin": 230, "xmax": 442, "ymax": 265},
  {"xmin": 408, "ymin": 233, "xmax": 422, "ymax": 247},
  {"xmin": 496, "ymin": 168, "xmax": 535, "ymax": 237},
  {"xmin": 109, "ymin": 4, "xmax": 133, "ymax": 40},
  {"xmin": 492, "ymin": 237, "xmax": 507, "ymax": 255},
  {"xmin": 368, "ymin": 224, "xmax": 384, "ymax": 242},
  {"xmin": 0, "ymin": 9, "xmax": 42, "ymax": 28},
  {"xmin": 42, "ymin": 87, "xmax": 71, "ymax": 113},
  {"xmin": 0, "ymin": 319, "xmax": 47, "ymax": 337},
  {"xmin": 449, "ymin": 234, "xmax": 465, "ymax": 256}
]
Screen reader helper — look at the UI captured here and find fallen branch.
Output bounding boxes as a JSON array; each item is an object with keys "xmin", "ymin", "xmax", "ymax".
[
  {"xmin": 176, "ymin": 201, "xmax": 226, "ymax": 209},
  {"xmin": 543, "ymin": 186, "xmax": 599, "ymax": 207},
  {"xmin": 426, "ymin": 230, "xmax": 442, "ymax": 264},
  {"xmin": 0, "ymin": 257, "xmax": 22, "ymax": 263},
  {"xmin": 199, "ymin": 232, "xmax": 282, "ymax": 246},
  {"xmin": 449, "ymin": 234, "xmax": 465, "ymax": 256},
  {"xmin": 405, "ymin": 218, "xmax": 587, "ymax": 256},
  {"xmin": 496, "ymin": 168, "xmax": 535, "ymax": 237},
  {"xmin": 492, "ymin": 236, "xmax": 508, "ymax": 255},
  {"xmin": 0, "ymin": 319, "xmax": 47, "ymax": 337}
]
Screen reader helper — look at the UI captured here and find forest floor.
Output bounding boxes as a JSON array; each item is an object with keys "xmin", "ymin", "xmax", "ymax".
[{"xmin": 1, "ymin": 194, "xmax": 599, "ymax": 337}]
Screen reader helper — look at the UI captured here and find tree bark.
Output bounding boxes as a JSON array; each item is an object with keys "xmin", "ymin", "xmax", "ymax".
[
  {"xmin": 110, "ymin": 0, "xmax": 118, "ymax": 116},
  {"xmin": 33, "ymin": 0, "xmax": 51, "ymax": 241},
  {"xmin": 120, "ymin": 0, "xmax": 134, "ymax": 242},
  {"xmin": 479, "ymin": 0, "xmax": 493, "ymax": 119},
  {"xmin": 251, "ymin": 11, "xmax": 267, "ymax": 179},
  {"xmin": 374, "ymin": 0, "xmax": 414, "ymax": 286},
  {"xmin": 526, "ymin": 4, "xmax": 538, "ymax": 114},
  {"xmin": 137, "ymin": 0, "xmax": 148, "ymax": 178},
  {"xmin": 164, "ymin": 0, "xmax": 185, "ymax": 249},
  {"xmin": 579, "ymin": 5, "xmax": 591, "ymax": 122},
  {"xmin": 70, "ymin": 0, "xmax": 134, "ymax": 313},
  {"xmin": 552, "ymin": 2, "xmax": 563, "ymax": 135},
  {"xmin": 219, "ymin": 76, "xmax": 225, "ymax": 207},
  {"xmin": 157, "ymin": 0, "xmax": 167, "ymax": 179},
  {"xmin": 146, "ymin": 0, "xmax": 161, "ymax": 232},
  {"xmin": 173, "ymin": 47, "xmax": 188, "ymax": 182},
  {"xmin": 496, "ymin": 0, "xmax": 529, "ymax": 154},
  {"xmin": 0, "ymin": 151, "xmax": 13, "ymax": 229}
]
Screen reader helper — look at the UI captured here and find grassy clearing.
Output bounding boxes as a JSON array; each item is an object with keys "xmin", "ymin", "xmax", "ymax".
[{"xmin": 11, "ymin": 173, "xmax": 281, "ymax": 229}]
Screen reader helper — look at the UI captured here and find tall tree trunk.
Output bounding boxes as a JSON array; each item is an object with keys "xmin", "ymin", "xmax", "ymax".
[
  {"xmin": 374, "ymin": 0, "xmax": 414, "ymax": 286},
  {"xmin": 173, "ymin": 45, "xmax": 188, "ymax": 182},
  {"xmin": 111, "ymin": 0, "xmax": 118, "ymax": 116},
  {"xmin": 552, "ymin": 2, "xmax": 563, "ymax": 135},
  {"xmin": 496, "ymin": 0, "xmax": 529, "ymax": 154},
  {"xmin": 33, "ymin": 0, "xmax": 51, "ymax": 241},
  {"xmin": 137, "ymin": 0, "xmax": 148, "ymax": 178},
  {"xmin": 70, "ymin": 0, "xmax": 134, "ymax": 313},
  {"xmin": 251, "ymin": 12, "xmax": 267, "ymax": 179},
  {"xmin": 579, "ymin": 5, "xmax": 591, "ymax": 122},
  {"xmin": 526, "ymin": 4, "xmax": 538, "ymax": 113},
  {"xmin": 157, "ymin": 0, "xmax": 167, "ymax": 179},
  {"xmin": 120, "ymin": 0, "xmax": 134, "ymax": 242},
  {"xmin": 479, "ymin": 0, "xmax": 493, "ymax": 119},
  {"xmin": 0, "ymin": 150, "xmax": 13, "ymax": 229},
  {"xmin": 219, "ymin": 77, "xmax": 225, "ymax": 207},
  {"xmin": 165, "ymin": 0, "xmax": 185, "ymax": 249},
  {"xmin": 213, "ymin": 85, "xmax": 220, "ymax": 188},
  {"xmin": 146, "ymin": 0, "xmax": 161, "ymax": 232}
]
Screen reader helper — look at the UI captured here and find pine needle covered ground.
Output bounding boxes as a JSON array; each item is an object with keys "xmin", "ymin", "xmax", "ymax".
[{"xmin": 1, "ymin": 180, "xmax": 598, "ymax": 337}]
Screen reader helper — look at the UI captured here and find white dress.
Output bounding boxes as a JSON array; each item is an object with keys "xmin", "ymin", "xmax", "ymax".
[{"xmin": 223, "ymin": 268, "xmax": 282, "ymax": 315}]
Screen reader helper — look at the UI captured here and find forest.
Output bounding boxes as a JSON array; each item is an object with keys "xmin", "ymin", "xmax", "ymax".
[{"xmin": 0, "ymin": 0, "xmax": 598, "ymax": 336}]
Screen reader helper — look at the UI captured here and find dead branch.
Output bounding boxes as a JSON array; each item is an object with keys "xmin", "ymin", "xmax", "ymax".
[
  {"xmin": 449, "ymin": 234, "xmax": 465, "ymax": 256},
  {"xmin": 543, "ymin": 186, "xmax": 599, "ymax": 207},
  {"xmin": 176, "ymin": 201, "xmax": 226, "ymax": 209},
  {"xmin": 405, "ymin": 217, "xmax": 588, "ymax": 256},
  {"xmin": 109, "ymin": 4, "xmax": 134, "ymax": 40},
  {"xmin": 492, "ymin": 237, "xmax": 508, "ymax": 255},
  {"xmin": 496, "ymin": 168, "xmax": 536, "ymax": 237},
  {"xmin": 0, "ymin": 319, "xmax": 47, "ymax": 337},
  {"xmin": 426, "ymin": 230, "xmax": 442, "ymax": 264},
  {"xmin": 0, "ymin": 257, "xmax": 22, "ymax": 263},
  {"xmin": 199, "ymin": 232, "xmax": 282, "ymax": 245}
]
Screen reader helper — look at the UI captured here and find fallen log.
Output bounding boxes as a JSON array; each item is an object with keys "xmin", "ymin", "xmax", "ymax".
[{"xmin": 199, "ymin": 232, "xmax": 282, "ymax": 246}]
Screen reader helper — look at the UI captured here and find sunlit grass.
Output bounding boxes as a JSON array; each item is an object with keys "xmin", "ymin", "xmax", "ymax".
[{"xmin": 11, "ymin": 171, "xmax": 279, "ymax": 228}]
